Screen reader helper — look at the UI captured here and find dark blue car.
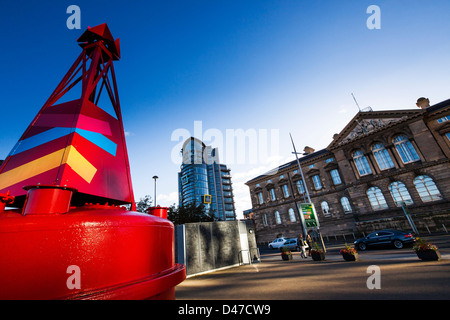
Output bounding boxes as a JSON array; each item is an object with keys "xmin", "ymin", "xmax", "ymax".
[{"xmin": 354, "ymin": 229, "xmax": 415, "ymax": 251}]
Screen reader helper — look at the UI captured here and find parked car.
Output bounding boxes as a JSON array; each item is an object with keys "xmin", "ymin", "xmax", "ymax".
[
  {"xmin": 282, "ymin": 239, "xmax": 299, "ymax": 251},
  {"xmin": 268, "ymin": 237, "xmax": 288, "ymax": 249},
  {"xmin": 354, "ymin": 229, "xmax": 415, "ymax": 251}
]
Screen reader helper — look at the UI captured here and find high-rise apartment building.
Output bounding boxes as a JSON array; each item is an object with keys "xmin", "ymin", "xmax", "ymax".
[{"xmin": 178, "ymin": 137, "xmax": 236, "ymax": 221}]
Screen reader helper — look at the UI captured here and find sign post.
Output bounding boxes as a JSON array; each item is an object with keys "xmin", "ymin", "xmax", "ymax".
[{"xmin": 300, "ymin": 203, "xmax": 320, "ymax": 228}]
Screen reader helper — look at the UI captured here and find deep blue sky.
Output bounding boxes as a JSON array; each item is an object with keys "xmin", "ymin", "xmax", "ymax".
[{"xmin": 1, "ymin": 1, "xmax": 450, "ymax": 217}]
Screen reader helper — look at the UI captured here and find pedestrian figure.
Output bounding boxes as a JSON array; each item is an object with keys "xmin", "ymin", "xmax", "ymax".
[
  {"xmin": 298, "ymin": 234, "xmax": 308, "ymax": 258},
  {"xmin": 306, "ymin": 233, "xmax": 312, "ymax": 256}
]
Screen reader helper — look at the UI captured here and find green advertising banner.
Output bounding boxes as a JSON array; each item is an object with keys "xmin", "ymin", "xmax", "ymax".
[{"xmin": 300, "ymin": 203, "xmax": 319, "ymax": 228}]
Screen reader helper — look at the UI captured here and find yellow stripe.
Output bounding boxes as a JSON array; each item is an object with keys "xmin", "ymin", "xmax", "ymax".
[
  {"xmin": 64, "ymin": 145, "xmax": 97, "ymax": 183},
  {"xmin": 0, "ymin": 146, "xmax": 97, "ymax": 190},
  {"xmin": 0, "ymin": 149, "xmax": 66, "ymax": 190}
]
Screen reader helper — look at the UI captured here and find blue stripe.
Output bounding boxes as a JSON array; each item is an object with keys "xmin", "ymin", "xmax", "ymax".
[
  {"xmin": 9, "ymin": 127, "xmax": 117, "ymax": 157},
  {"xmin": 74, "ymin": 128, "xmax": 117, "ymax": 156},
  {"xmin": 10, "ymin": 127, "xmax": 72, "ymax": 156}
]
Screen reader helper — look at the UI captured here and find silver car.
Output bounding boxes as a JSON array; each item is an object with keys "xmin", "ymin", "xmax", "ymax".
[
  {"xmin": 282, "ymin": 238, "xmax": 299, "ymax": 251},
  {"xmin": 268, "ymin": 237, "xmax": 288, "ymax": 249}
]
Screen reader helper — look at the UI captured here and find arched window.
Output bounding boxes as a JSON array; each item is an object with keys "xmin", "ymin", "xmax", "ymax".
[
  {"xmin": 352, "ymin": 150, "xmax": 372, "ymax": 176},
  {"xmin": 330, "ymin": 169, "xmax": 342, "ymax": 185},
  {"xmin": 389, "ymin": 181, "xmax": 413, "ymax": 206},
  {"xmin": 257, "ymin": 192, "xmax": 263, "ymax": 204},
  {"xmin": 372, "ymin": 143, "xmax": 395, "ymax": 170},
  {"xmin": 366, "ymin": 187, "xmax": 388, "ymax": 210},
  {"xmin": 312, "ymin": 175, "xmax": 322, "ymax": 190},
  {"xmin": 288, "ymin": 208, "xmax": 296, "ymax": 222},
  {"xmin": 414, "ymin": 175, "xmax": 443, "ymax": 202},
  {"xmin": 321, "ymin": 201, "xmax": 330, "ymax": 216},
  {"xmin": 262, "ymin": 213, "xmax": 268, "ymax": 226},
  {"xmin": 296, "ymin": 179, "xmax": 305, "ymax": 194},
  {"xmin": 393, "ymin": 135, "xmax": 420, "ymax": 164},
  {"xmin": 275, "ymin": 211, "xmax": 282, "ymax": 224},
  {"xmin": 340, "ymin": 197, "xmax": 352, "ymax": 213},
  {"xmin": 269, "ymin": 188, "xmax": 276, "ymax": 201},
  {"xmin": 282, "ymin": 184, "xmax": 290, "ymax": 198}
]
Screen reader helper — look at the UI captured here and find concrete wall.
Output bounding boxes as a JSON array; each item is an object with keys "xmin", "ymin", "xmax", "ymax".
[{"xmin": 175, "ymin": 220, "xmax": 258, "ymax": 276}]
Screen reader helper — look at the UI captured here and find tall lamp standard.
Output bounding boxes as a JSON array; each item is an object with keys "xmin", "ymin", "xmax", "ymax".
[
  {"xmin": 152, "ymin": 175, "xmax": 158, "ymax": 206},
  {"xmin": 289, "ymin": 133, "xmax": 326, "ymax": 253}
]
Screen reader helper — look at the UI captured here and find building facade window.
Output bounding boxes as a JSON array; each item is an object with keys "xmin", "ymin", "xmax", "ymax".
[
  {"xmin": 275, "ymin": 211, "xmax": 282, "ymax": 224},
  {"xmin": 340, "ymin": 197, "xmax": 352, "ymax": 213},
  {"xmin": 312, "ymin": 175, "xmax": 322, "ymax": 190},
  {"xmin": 414, "ymin": 175, "xmax": 443, "ymax": 202},
  {"xmin": 321, "ymin": 201, "xmax": 330, "ymax": 216},
  {"xmin": 393, "ymin": 135, "xmax": 420, "ymax": 164},
  {"xmin": 389, "ymin": 181, "xmax": 413, "ymax": 206},
  {"xmin": 352, "ymin": 150, "xmax": 372, "ymax": 176},
  {"xmin": 282, "ymin": 184, "xmax": 290, "ymax": 197},
  {"xmin": 258, "ymin": 192, "xmax": 264, "ymax": 205},
  {"xmin": 367, "ymin": 186, "xmax": 389, "ymax": 210},
  {"xmin": 437, "ymin": 115, "xmax": 450, "ymax": 123},
  {"xmin": 330, "ymin": 169, "xmax": 342, "ymax": 185},
  {"xmin": 296, "ymin": 179, "xmax": 305, "ymax": 194},
  {"xmin": 269, "ymin": 188, "xmax": 276, "ymax": 201},
  {"xmin": 288, "ymin": 208, "xmax": 296, "ymax": 222},
  {"xmin": 263, "ymin": 213, "xmax": 268, "ymax": 226},
  {"xmin": 372, "ymin": 143, "xmax": 395, "ymax": 170}
]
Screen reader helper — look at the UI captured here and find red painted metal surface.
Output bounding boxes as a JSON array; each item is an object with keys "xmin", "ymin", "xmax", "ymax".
[
  {"xmin": 147, "ymin": 206, "xmax": 169, "ymax": 219},
  {"xmin": 0, "ymin": 23, "xmax": 134, "ymax": 209},
  {"xmin": 0, "ymin": 191, "xmax": 14, "ymax": 212},
  {"xmin": 0, "ymin": 24, "xmax": 186, "ymax": 299},
  {"xmin": 0, "ymin": 204, "xmax": 185, "ymax": 300}
]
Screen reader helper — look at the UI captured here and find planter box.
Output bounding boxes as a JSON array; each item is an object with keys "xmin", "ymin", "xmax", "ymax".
[
  {"xmin": 342, "ymin": 252, "xmax": 359, "ymax": 261},
  {"xmin": 311, "ymin": 252, "xmax": 325, "ymax": 261},
  {"xmin": 281, "ymin": 253, "xmax": 293, "ymax": 261},
  {"xmin": 416, "ymin": 250, "xmax": 441, "ymax": 261}
]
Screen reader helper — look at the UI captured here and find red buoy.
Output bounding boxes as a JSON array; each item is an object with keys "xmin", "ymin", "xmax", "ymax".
[{"xmin": 0, "ymin": 24, "xmax": 185, "ymax": 300}]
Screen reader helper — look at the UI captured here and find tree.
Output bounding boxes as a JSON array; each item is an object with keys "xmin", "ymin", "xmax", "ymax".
[
  {"xmin": 135, "ymin": 195, "xmax": 152, "ymax": 213},
  {"xmin": 167, "ymin": 203, "xmax": 215, "ymax": 225}
]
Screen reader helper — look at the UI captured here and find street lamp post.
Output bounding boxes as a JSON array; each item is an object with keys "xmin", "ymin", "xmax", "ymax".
[
  {"xmin": 152, "ymin": 175, "xmax": 158, "ymax": 206},
  {"xmin": 289, "ymin": 133, "xmax": 327, "ymax": 253},
  {"xmin": 290, "ymin": 133, "xmax": 312, "ymax": 204}
]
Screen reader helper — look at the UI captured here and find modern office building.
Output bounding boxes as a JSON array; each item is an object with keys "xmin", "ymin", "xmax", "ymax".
[
  {"xmin": 246, "ymin": 97, "xmax": 450, "ymax": 245},
  {"xmin": 178, "ymin": 137, "xmax": 236, "ymax": 221}
]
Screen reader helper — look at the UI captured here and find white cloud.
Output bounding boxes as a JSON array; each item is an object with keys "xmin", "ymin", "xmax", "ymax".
[
  {"xmin": 230, "ymin": 154, "xmax": 294, "ymax": 218},
  {"xmin": 156, "ymin": 191, "xmax": 178, "ymax": 207}
]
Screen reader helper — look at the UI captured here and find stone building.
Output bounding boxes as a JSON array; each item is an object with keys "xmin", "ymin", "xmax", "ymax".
[{"xmin": 246, "ymin": 98, "xmax": 450, "ymax": 245}]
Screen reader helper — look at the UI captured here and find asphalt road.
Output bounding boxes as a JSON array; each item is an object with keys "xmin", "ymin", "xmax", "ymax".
[{"xmin": 175, "ymin": 234, "xmax": 450, "ymax": 300}]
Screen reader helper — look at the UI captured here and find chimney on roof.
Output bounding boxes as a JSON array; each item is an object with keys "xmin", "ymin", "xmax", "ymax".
[
  {"xmin": 416, "ymin": 97, "xmax": 430, "ymax": 109},
  {"xmin": 303, "ymin": 146, "xmax": 315, "ymax": 155}
]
